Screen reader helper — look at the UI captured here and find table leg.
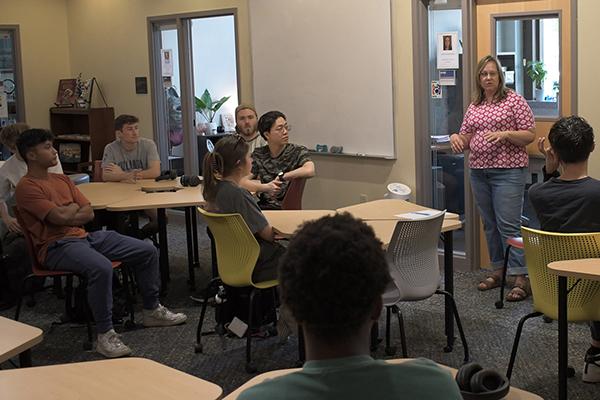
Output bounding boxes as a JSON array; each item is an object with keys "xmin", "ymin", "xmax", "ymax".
[
  {"xmin": 19, "ymin": 349, "xmax": 32, "ymax": 367},
  {"xmin": 443, "ymin": 231, "xmax": 455, "ymax": 351},
  {"xmin": 157, "ymin": 208, "xmax": 170, "ymax": 289},
  {"xmin": 558, "ymin": 276, "xmax": 568, "ymax": 400},
  {"xmin": 185, "ymin": 207, "xmax": 195, "ymax": 290},
  {"xmin": 192, "ymin": 207, "xmax": 200, "ymax": 270}
]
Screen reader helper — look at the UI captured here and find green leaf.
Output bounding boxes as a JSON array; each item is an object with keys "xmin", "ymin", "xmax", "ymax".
[
  {"xmin": 212, "ymin": 96, "xmax": 231, "ymax": 113},
  {"xmin": 200, "ymin": 89, "xmax": 212, "ymax": 108}
]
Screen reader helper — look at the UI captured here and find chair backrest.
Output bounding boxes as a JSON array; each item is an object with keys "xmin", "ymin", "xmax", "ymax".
[
  {"xmin": 521, "ymin": 227, "xmax": 600, "ymax": 321},
  {"xmin": 13, "ymin": 208, "xmax": 46, "ymax": 273},
  {"xmin": 386, "ymin": 210, "xmax": 445, "ymax": 301},
  {"xmin": 281, "ymin": 178, "xmax": 306, "ymax": 210},
  {"xmin": 197, "ymin": 207, "xmax": 261, "ymax": 287},
  {"xmin": 93, "ymin": 160, "xmax": 103, "ymax": 182}
]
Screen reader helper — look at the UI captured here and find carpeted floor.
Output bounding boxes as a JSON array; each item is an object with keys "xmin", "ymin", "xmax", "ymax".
[{"xmin": 1, "ymin": 215, "xmax": 597, "ymax": 399}]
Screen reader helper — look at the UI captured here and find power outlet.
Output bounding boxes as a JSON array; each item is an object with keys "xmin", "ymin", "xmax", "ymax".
[{"xmin": 359, "ymin": 194, "xmax": 368, "ymax": 203}]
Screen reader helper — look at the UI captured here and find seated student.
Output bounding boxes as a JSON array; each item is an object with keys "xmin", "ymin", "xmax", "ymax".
[
  {"xmin": 242, "ymin": 111, "xmax": 315, "ymax": 210},
  {"xmin": 528, "ymin": 115, "xmax": 600, "ymax": 383},
  {"xmin": 238, "ymin": 213, "xmax": 462, "ymax": 400},
  {"xmin": 101, "ymin": 114, "xmax": 161, "ymax": 234},
  {"xmin": 202, "ymin": 134, "xmax": 285, "ymax": 283},
  {"xmin": 0, "ymin": 123, "xmax": 63, "ymax": 307},
  {"xmin": 15, "ymin": 129, "xmax": 186, "ymax": 358},
  {"xmin": 235, "ymin": 104, "xmax": 267, "ymax": 154}
]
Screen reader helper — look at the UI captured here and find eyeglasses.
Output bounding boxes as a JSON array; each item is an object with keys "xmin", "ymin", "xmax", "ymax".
[
  {"xmin": 273, "ymin": 124, "xmax": 291, "ymax": 133},
  {"xmin": 479, "ymin": 71, "xmax": 498, "ymax": 78}
]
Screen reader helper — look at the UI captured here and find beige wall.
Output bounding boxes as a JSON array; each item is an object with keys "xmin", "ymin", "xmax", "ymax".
[
  {"xmin": 578, "ymin": 0, "xmax": 600, "ymax": 176},
  {"xmin": 0, "ymin": 0, "xmax": 71, "ymax": 129}
]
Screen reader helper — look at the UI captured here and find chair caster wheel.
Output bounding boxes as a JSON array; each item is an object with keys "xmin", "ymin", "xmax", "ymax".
[
  {"xmin": 567, "ymin": 366, "xmax": 576, "ymax": 378},
  {"xmin": 83, "ymin": 341, "xmax": 93, "ymax": 351},
  {"xmin": 443, "ymin": 346, "xmax": 453, "ymax": 353},
  {"xmin": 494, "ymin": 300, "xmax": 504, "ymax": 309},
  {"xmin": 543, "ymin": 316, "xmax": 553, "ymax": 323},
  {"xmin": 194, "ymin": 343, "xmax": 203, "ymax": 353},
  {"xmin": 123, "ymin": 320, "xmax": 136, "ymax": 330},
  {"xmin": 245, "ymin": 363, "xmax": 257, "ymax": 373},
  {"xmin": 385, "ymin": 346, "xmax": 396, "ymax": 356}
]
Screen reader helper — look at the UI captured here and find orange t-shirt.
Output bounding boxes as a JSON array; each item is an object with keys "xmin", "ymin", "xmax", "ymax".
[{"xmin": 15, "ymin": 173, "xmax": 89, "ymax": 265}]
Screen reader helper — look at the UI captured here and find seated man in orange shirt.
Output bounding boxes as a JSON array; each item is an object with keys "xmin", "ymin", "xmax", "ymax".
[{"xmin": 15, "ymin": 129, "xmax": 187, "ymax": 358}]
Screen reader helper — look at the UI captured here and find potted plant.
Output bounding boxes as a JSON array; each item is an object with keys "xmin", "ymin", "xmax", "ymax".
[
  {"xmin": 525, "ymin": 60, "xmax": 547, "ymax": 101},
  {"xmin": 194, "ymin": 89, "xmax": 230, "ymax": 134}
]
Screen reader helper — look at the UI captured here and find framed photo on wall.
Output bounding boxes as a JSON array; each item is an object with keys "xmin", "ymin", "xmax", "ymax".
[{"xmin": 55, "ymin": 79, "xmax": 77, "ymax": 107}]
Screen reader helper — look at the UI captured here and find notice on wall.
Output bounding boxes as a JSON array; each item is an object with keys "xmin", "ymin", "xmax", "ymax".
[
  {"xmin": 0, "ymin": 82, "xmax": 7, "ymax": 119},
  {"xmin": 161, "ymin": 49, "xmax": 173, "ymax": 77},
  {"xmin": 431, "ymin": 80, "xmax": 442, "ymax": 99},
  {"xmin": 437, "ymin": 32, "xmax": 459, "ymax": 69},
  {"xmin": 439, "ymin": 70, "xmax": 456, "ymax": 86}
]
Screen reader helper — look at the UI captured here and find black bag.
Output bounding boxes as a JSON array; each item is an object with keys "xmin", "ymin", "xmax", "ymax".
[
  {"xmin": 214, "ymin": 285, "xmax": 277, "ymax": 328},
  {"xmin": 0, "ymin": 233, "xmax": 44, "ymax": 307}
]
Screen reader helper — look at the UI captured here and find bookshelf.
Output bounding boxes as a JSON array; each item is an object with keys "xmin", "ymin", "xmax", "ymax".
[{"xmin": 50, "ymin": 107, "xmax": 114, "ymax": 173}]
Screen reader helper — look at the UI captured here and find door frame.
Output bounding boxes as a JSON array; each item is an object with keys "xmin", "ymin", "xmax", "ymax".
[{"xmin": 147, "ymin": 9, "xmax": 241, "ymax": 175}]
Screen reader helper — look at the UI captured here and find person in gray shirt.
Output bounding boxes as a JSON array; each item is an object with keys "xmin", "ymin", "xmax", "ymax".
[{"xmin": 101, "ymin": 114, "xmax": 161, "ymax": 235}]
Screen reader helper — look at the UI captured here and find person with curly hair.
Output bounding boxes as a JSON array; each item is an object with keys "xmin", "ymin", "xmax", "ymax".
[{"xmin": 238, "ymin": 213, "xmax": 462, "ymax": 400}]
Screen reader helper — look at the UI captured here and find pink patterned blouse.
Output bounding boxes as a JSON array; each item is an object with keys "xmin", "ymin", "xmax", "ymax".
[{"xmin": 459, "ymin": 90, "xmax": 535, "ymax": 169}]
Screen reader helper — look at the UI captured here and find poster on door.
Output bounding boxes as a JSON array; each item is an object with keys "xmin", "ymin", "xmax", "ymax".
[
  {"xmin": 437, "ymin": 32, "xmax": 459, "ymax": 69},
  {"xmin": 161, "ymin": 49, "xmax": 173, "ymax": 77}
]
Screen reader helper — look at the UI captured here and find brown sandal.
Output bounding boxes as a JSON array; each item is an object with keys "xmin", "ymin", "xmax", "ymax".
[
  {"xmin": 478, "ymin": 275, "xmax": 502, "ymax": 291},
  {"xmin": 505, "ymin": 279, "xmax": 531, "ymax": 302}
]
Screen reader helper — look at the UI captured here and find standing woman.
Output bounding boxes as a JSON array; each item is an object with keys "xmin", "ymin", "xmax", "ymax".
[{"xmin": 450, "ymin": 55, "xmax": 535, "ymax": 302}]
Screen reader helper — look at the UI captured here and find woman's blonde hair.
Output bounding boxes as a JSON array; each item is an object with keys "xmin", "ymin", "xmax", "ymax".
[
  {"xmin": 0, "ymin": 123, "xmax": 30, "ymax": 149},
  {"xmin": 473, "ymin": 55, "xmax": 508, "ymax": 105}
]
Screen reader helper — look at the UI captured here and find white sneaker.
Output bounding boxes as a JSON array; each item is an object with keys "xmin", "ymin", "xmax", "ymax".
[
  {"xmin": 583, "ymin": 351, "xmax": 600, "ymax": 383},
  {"xmin": 96, "ymin": 329, "xmax": 132, "ymax": 358},
  {"xmin": 142, "ymin": 304, "xmax": 187, "ymax": 327}
]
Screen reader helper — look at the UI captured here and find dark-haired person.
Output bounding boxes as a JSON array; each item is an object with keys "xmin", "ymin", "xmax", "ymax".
[
  {"xmin": 202, "ymin": 134, "xmax": 285, "ymax": 284},
  {"xmin": 15, "ymin": 129, "xmax": 186, "ymax": 358},
  {"xmin": 528, "ymin": 115, "xmax": 600, "ymax": 383},
  {"xmin": 235, "ymin": 104, "xmax": 266, "ymax": 154},
  {"xmin": 102, "ymin": 114, "xmax": 161, "ymax": 234},
  {"xmin": 243, "ymin": 111, "xmax": 315, "ymax": 210},
  {"xmin": 0, "ymin": 123, "xmax": 63, "ymax": 307},
  {"xmin": 238, "ymin": 213, "xmax": 462, "ymax": 400},
  {"xmin": 450, "ymin": 55, "xmax": 535, "ymax": 301}
]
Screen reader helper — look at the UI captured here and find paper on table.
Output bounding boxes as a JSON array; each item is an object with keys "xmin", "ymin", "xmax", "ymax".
[{"xmin": 395, "ymin": 209, "xmax": 442, "ymax": 220}]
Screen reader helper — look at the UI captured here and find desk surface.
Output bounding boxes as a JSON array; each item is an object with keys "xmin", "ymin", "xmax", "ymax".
[
  {"xmin": 78, "ymin": 180, "xmax": 204, "ymax": 211},
  {"xmin": 224, "ymin": 358, "xmax": 541, "ymax": 400},
  {"xmin": 548, "ymin": 258, "xmax": 600, "ymax": 281},
  {"xmin": 336, "ymin": 199, "xmax": 459, "ymax": 220},
  {"xmin": 0, "ymin": 317, "xmax": 43, "ymax": 364},
  {"xmin": 0, "ymin": 357, "xmax": 222, "ymax": 400},
  {"xmin": 264, "ymin": 210, "xmax": 462, "ymax": 245}
]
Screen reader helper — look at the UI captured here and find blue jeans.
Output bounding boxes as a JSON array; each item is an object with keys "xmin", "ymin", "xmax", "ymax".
[
  {"xmin": 470, "ymin": 168, "xmax": 527, "ymax": 276},
  {"xmin": 46, "ymin": 230, "xmax": 160, "ymax": 333}
]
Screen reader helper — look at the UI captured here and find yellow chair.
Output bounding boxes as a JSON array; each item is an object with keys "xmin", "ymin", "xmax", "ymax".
[
  {"xmin": 195, "ymin": 207, "xmax": 279, "ymax": 373},
  {"xmin": 507, "ymin": 227, "xmax": 600, "ymax": 379}
]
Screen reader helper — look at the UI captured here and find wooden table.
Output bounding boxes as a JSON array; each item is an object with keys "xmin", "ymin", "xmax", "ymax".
[
  {"xmin": 77, "ymin": 179, "xmax": 205, "ymax": 290},
  {"xmin": 0, "ymin": 316, "xmax": 43, "ymax": 367},
  {"xmin": 337, "ymin": 199, "xmax": 459, "ymax": 220},
  {"xmin": 0, "ymin": 357, "xmax": 222, "ymax": 399},
  {"xmin": 263, "ymin": 210, "xmax": 335, "ymax": 237},
  {"xmin": 548, "ymin": 258, "xmax": 600, "ymax": 400},
  {"xmin": 224, "ymin": 358, "xmax": 541, "ymax": 400}
]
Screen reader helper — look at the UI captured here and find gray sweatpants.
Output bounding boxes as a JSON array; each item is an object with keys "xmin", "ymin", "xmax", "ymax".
[{"xmin": 45, "ymin": 230, "xmax": 160, "ymax": 334}]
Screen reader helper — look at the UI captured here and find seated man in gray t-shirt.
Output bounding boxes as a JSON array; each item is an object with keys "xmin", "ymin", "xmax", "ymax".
[{"xmin": 101, "ymin": 114, "xmax": 161, "ymax": 235}]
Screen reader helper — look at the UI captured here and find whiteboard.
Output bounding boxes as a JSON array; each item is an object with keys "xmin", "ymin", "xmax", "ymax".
[{"xmin": 249, "ymin": 0, "xmax": 395, "ymax": 159}]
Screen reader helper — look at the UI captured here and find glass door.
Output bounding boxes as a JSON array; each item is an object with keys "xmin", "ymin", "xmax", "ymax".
[
  {"xmin": 0, "ymin": 27, "xmax": 24, "ymax": 160},
  {"xmin": 149, "ymin": 12, "xmax": 239, "ymax": 176}
]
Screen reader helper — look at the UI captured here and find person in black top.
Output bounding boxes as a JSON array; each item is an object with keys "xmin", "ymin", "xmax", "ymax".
[{"xmin": 528, "ymin": 115, "xmax": 600, "ymax": 383}]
